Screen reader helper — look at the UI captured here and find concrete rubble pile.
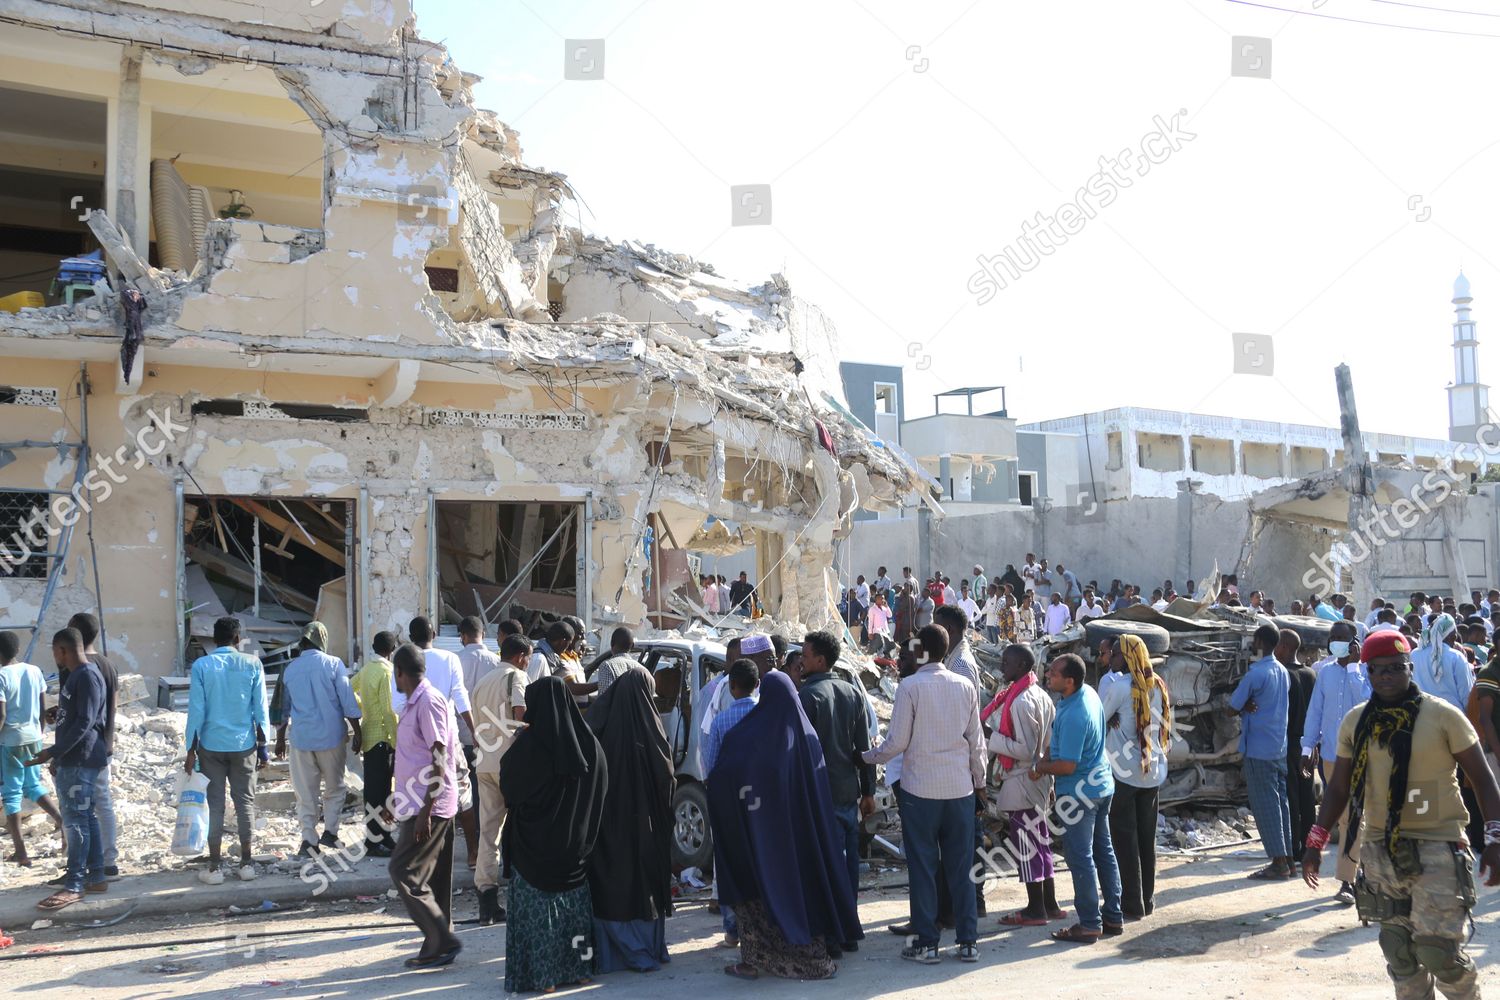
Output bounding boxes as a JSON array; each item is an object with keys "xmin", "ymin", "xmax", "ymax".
[{"xmin": 15, "ymin": 674, "xmax": 364, "ymax": 877}]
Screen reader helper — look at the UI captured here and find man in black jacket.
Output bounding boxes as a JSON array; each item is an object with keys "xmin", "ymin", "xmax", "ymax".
[
  {"xmin": 1277, "ymin": 629, "xmax": 1317, "ymax": 860},
  {"xmin": 797, "ymin": 630, "xmax": 874, "ymax": 955},
  {"xmin": 32, "ymin": 628, "xmax": 109, "ymax": 911}
]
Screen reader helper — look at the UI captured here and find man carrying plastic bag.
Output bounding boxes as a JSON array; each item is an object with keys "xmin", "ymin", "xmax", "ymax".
[{"xmin": 184, "ymin": 616, "xmax": 269, "ymax": 884}]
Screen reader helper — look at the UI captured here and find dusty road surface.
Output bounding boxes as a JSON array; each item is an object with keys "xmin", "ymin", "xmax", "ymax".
[{"xmin": 6, "ymin": 846, "xmax": 1497, "ymax": 999}]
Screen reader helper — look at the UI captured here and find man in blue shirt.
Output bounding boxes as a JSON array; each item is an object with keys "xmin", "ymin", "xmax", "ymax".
[
  {"xmin": 31, "ymin": 628, "xmax": 108, "ymax": 911},
  {"xmin": 274, "ymin": 622, "xmax": 362, "ymax": 858},
  {"xmin": 1033, "ymin": 653, "xmax": 1122, "ymax": 943},
  {"xmin": 0, "ymin": 630, "xmax": 62, "ymax": 868},
  {"xmin": 1411, "ymin": 613, "xmax": 1474, "ymax": 712},
  {"xmin": 1313, "ymin": 594, "xmax": 1345, "ymax": 622},
  {"xmin": 185, "ymin": 617, "xmax": 268, "ymax": 884},
  {"xmin": 1229, "ymin": 623, "xmax": 1293, "ymax": 879}
]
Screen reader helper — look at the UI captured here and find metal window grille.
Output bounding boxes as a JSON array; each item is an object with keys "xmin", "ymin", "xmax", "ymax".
[{"xmin": 0, "ymin": 490, "xmax": 52, "ymax": 579}]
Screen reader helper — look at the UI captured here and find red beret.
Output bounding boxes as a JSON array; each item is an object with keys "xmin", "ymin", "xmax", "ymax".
[{"xmin": 1361, "ymin": 631, "xmax": 1411, "ymax": 663}]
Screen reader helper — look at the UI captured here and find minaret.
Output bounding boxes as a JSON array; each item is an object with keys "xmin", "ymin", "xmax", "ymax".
[{"xmin": 1448, "ymin": 271, "xmax": 1489, "ymax": 444}]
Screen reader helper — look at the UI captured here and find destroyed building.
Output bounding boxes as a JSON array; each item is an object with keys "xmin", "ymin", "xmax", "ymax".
[{"xmin": 0, "ymin": 0, "xmax": 929, "ymax": 678}]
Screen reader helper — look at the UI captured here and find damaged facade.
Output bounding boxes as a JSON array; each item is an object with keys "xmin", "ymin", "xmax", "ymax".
[{"xmin": 0, "ymin": 0, "xmax": 927, "ymax": 676}]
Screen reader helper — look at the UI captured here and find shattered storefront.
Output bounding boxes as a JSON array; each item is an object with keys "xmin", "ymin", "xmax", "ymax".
[{"xmin": 0, "ymin": 0, "xmax": 926, "ymax": 675}]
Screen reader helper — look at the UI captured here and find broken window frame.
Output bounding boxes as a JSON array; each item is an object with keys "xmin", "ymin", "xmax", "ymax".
[{"xmin": 177, "ymin": 490, "xmax": 359, "ymax": 675}]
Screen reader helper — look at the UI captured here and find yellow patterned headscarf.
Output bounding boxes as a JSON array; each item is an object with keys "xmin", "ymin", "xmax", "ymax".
[{"xmin": 1119, "ymin": 634, "xmax": 1173, "ymax": 774}]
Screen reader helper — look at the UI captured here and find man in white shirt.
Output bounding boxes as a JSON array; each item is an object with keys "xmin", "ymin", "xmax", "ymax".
[
  {"xmin": 875, "ymin": 567, "xmax": 894, "ymax": 595},
  {"xmin": 855, "ymin": 575, "xmax": 871, "ymax": 610},
  {"xmin": 1075, "ymin": 589, "xmax": 1106, "ymax": 623},
  {"xmin": 1150, "ymin": 588, "xmax": 1169, "ymax": 612},
  {"xmin": 470, "ymin": 633, "xmax": 530, "ymax": 924},
  {"xmin": 981, "ymin": 585, "xmax": 1003, "ymax": 644},
  {"xmin": 904, "ymin": 567, "xmax": 920, "ymax": 595},
  {"xmin": 1022, "ymin": 554, "xmax": 1040, "ymax": 593},
  {"xmin": 942, "ymin": 577, "xmax": 959, "ymax": 607},
  {"xmin": 1044, "ymin": 593, "xmax": 1071, "ymax": 636},
  {"xmin": 702, "ymin": 575, "xmax": 720, "ymax": 614},
  {"xmin": 863, "ymin": 624, "xmax": 985, "ymax": 961},
  {"xmin": 958, "ymin": 583, "xmax": 981, "ymax": 625}
]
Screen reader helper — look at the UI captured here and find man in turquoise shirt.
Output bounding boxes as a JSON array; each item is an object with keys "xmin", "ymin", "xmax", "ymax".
[
  {"xmin": 185, "ymin": 617, "xmax": 268, "ymax": 884},
  {"xmin": 0, "ymin": 630, "xmax": 63, "ymax": 867},
  {"xmin": 1229, "ymin": 624, "xmax": 1293, "ymax": 879},
  {"xmin": 1032, "ymin": 653, "xmax": 1122, "ymax": 944}
]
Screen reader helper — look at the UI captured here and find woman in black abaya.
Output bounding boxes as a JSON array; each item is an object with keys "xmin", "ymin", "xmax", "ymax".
[{"xmin": 586, "ymin": 665, "xmax": 675, "ymax": 973}]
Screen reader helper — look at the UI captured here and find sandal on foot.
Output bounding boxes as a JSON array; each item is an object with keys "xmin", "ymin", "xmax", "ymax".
[
  {"xmin": 998, "ymin": 911, "xmax": 1048, "ymax": 927},
  {"xmin": 1247, "ymin": 863, "xmax": 1291, "ymax": 881},
  {"xmin": 6, "ymin": 853, "xmax": 31, "ymax": 867},
  {"xmin": 37, "ymin": 890, "xmax": 83, "ymax": 910},
  {"xmin": 724, "ymin": 963, "xmax": 760, "ymax": 980},
  {"xmin": 1050, "ymin": 924, "xmax": 1101, "ymax": 944}
]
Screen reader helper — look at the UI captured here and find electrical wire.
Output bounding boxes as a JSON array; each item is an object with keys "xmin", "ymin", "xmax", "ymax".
[
  {"xmin": 1363, "ymin": 0, "xmax": 1500, "ymax": 17},
  {"xmin": 1222, "ymin": 0, "xmax": 1500, "ymax": 36},
  {"xmin": 0, "ymin": 266, "xmax": 60, "ymax": 283}
]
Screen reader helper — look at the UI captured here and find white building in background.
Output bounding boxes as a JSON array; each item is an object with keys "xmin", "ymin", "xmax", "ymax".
[
  {"xmin": 1025, "ymin": 273, "xmax": 1492, "ymax": 502},
  {"xmin": 1020, "ymin": 407, "xmax": 1482, "ymax": 502}
]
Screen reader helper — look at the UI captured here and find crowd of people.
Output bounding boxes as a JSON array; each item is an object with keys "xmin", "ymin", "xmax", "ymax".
[
  {"xmin": 5, "ymin": 568, "xmax": 1500, "ymax": 997},
  {"xmin": 835, "ymin": 559, "xmax": 1222, "ymax": 653}
]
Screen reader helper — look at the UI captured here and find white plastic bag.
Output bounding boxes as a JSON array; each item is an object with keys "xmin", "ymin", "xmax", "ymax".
[{"xmin": 171, "ymin": 770, "xmax": 210, "ymax": 857}]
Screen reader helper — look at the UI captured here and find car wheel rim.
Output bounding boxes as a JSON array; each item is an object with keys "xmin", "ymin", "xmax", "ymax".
[{"xmin": 676, "ymin": 800, "xmax": 705, "ymax": 853}]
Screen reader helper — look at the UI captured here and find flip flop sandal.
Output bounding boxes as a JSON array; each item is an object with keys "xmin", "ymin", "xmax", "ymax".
[
  {"xmin": 1247, "ymin": 864, "xmax": 1291, "ymax": 881},
  {"xmin": 1050, "ymin": 924, "xmax": 1101, "ymax": 944},
  {"xmin": 5, "ymin": 854, "xmax": 31, "ymax": 867},
  {"xmin": 998, "ymin": 912, "xmax": 1048, "ymax": 927},
  {"xmin": 724, "ymin": 963, "xmax": 760, "ymax": 980},
  {"xmin": 37, "ymin": 891, "xmax": 82, "ymax": 911}
]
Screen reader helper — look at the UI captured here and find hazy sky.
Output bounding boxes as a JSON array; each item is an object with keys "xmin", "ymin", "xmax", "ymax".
[{"xmin": 418, "ymin": 0, "xmax": 1500, "ymax": 441}]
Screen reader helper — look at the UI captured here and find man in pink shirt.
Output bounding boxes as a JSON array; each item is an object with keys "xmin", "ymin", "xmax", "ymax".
[{"xmin": 386, "ymin": 643, "xmax": 462, "ymax": 969}]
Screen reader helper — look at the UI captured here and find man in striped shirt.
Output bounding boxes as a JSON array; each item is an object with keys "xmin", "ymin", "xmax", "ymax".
[{"xmin": 865, "ymin": 625, "xmax": 986, "ymax": 965}]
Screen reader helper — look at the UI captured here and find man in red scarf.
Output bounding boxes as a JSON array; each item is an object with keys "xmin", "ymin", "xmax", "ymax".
[{"xmin": 981, "ymin": 645, "xmax": 1063, "ymax": 925}]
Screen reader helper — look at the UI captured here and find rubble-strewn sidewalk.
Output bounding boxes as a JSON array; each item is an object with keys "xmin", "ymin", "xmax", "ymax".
[
  {"xmin": 0, "ymin": 854, "xmax": 475, "ymax": 929},
  {"xmin": 0, "ymin": 675, "xmax": 438, "ymax": 929}
]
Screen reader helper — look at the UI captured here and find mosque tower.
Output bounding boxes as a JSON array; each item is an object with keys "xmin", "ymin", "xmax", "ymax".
[{"xmin": 1448, "ymin": 271, "xmax": 1490, "ymax": 444}]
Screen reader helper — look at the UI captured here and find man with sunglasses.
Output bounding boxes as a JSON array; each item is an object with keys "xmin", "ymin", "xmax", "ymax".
[{"xmin": 1304, "ymin": 630, "xmax": 1500, "ymax": 1000}]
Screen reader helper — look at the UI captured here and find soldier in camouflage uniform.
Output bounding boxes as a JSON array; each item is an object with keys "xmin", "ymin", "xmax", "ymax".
[{"xmin": 1304, "ymin": 630, "xmax": 1500, "ymax": 1000}]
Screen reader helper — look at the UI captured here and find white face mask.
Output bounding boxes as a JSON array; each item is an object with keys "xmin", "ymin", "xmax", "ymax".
[{"xmin": 1329, "ymin": 640, "xmax": 1351, "ymax": 658}]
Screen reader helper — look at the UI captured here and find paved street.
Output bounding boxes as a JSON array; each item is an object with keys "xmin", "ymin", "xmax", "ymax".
[{"xmin": 6, "ymin": 846, "xmax": 1497, "ymax": 999}]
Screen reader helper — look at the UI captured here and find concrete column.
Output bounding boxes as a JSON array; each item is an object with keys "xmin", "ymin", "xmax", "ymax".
[
  {"xmin": 1176, "ymin": 478, "xmax": 1200, "ymax": 584},
  {"xmin": 1180, "ymin": 434, "xmax": 1192, "ymax": 475},
  {"xmin": 939, "ymin": 454, "xmax": 952, "ymax": 502},
  {"xmin": 109, "ymin": 47, "xmax": 150, "ymax": 255},
  {"xmin": 917, "ymin": 504, "xmax": 932, "ymax": 577}
]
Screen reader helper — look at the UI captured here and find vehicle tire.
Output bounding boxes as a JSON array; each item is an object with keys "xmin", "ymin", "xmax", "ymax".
[
  {"xmin": 671, "ymin": 781, "xmax": 714, "ymax": 871},
  {"xmin": 1082, "ymin": 618, "xmax": 1172, "ymax": 656},
  {"xmin": 1272, "ymin": 615, "xmax": 1334, "ymax": 650}
]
